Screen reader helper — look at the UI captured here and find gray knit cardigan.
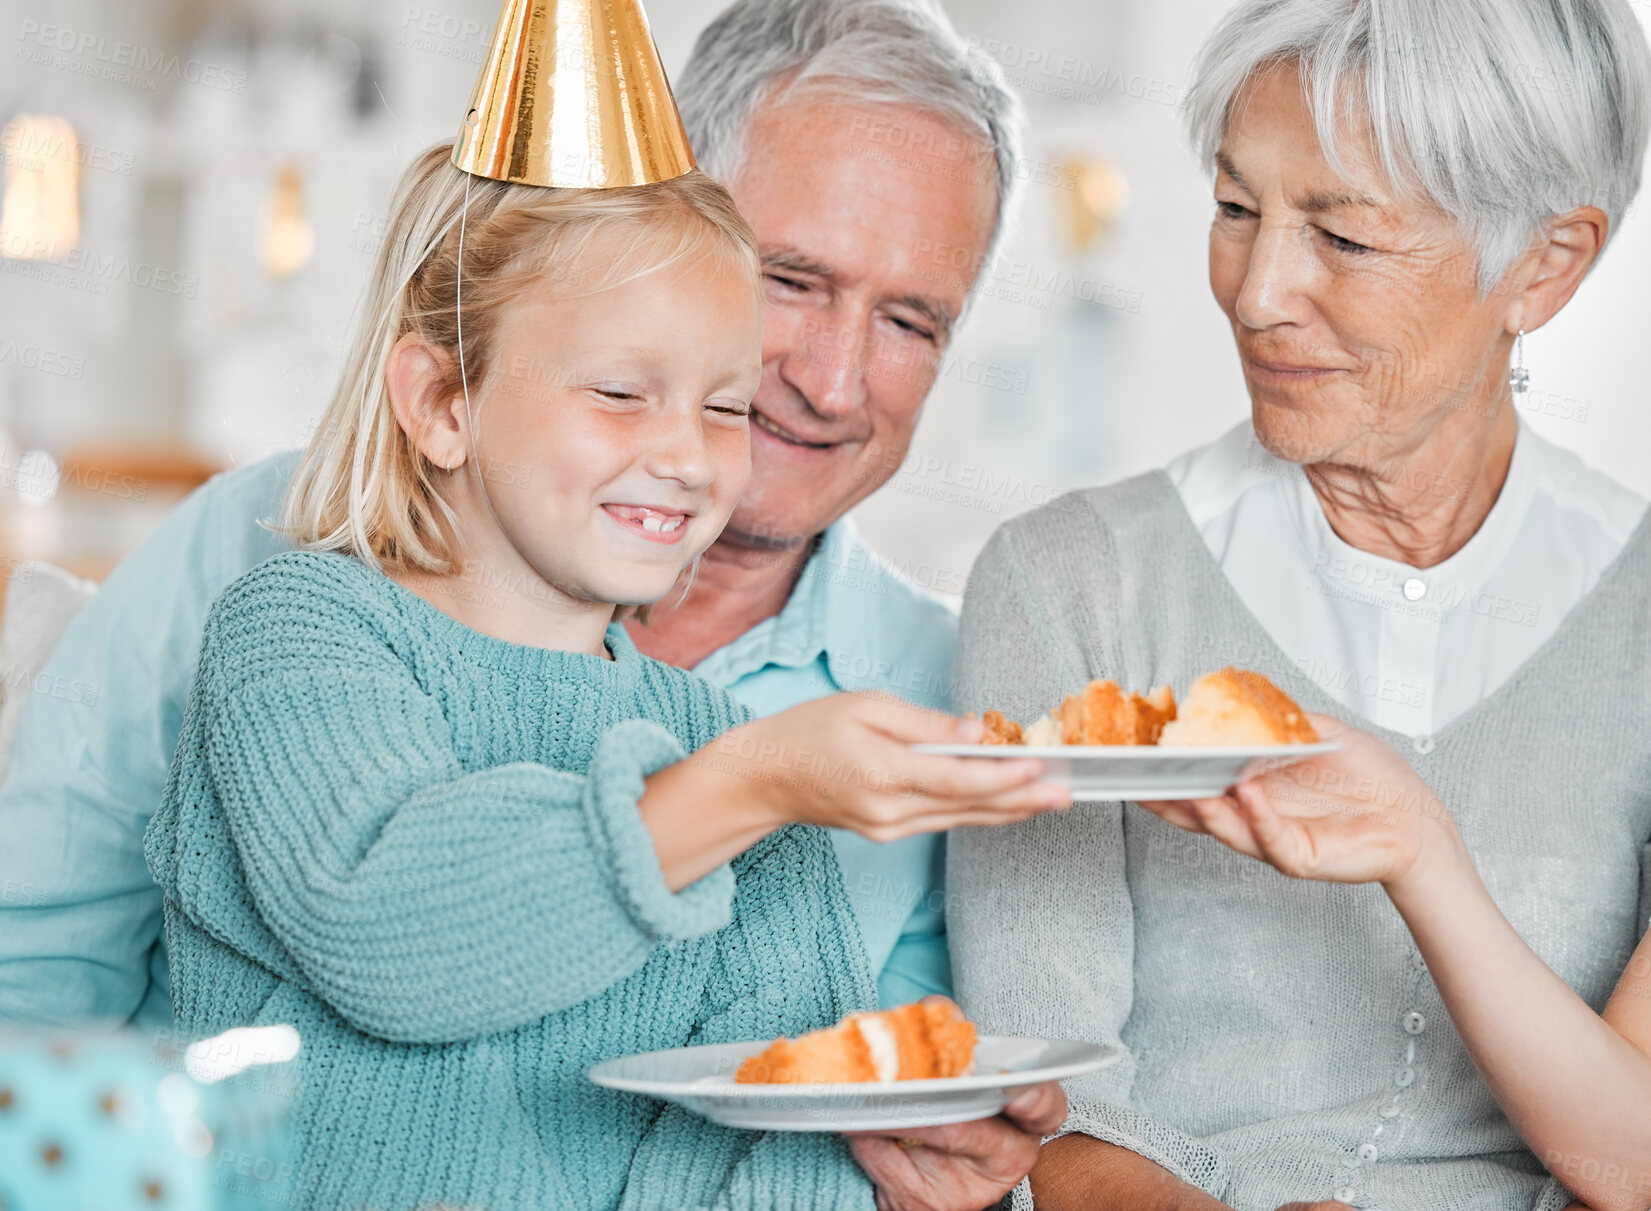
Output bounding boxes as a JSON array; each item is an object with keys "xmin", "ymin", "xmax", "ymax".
[{"xmin": 948, "ymin": 471, "xmax": 1651, "ymax": 1211}]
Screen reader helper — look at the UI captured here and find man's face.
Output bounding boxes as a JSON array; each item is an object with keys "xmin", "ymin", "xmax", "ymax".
[{"xmin": 722, "ymin": 98, "xmax": 1000, "ymax": 550}]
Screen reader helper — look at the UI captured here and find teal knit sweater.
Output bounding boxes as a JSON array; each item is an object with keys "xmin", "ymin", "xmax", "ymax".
[{"xmin": 143, "ymin": 550, "xmax": 879, "ymax": 1211}]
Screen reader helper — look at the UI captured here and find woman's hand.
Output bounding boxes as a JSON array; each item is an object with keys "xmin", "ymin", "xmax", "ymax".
[
  {"xmin": 1148, "ymin": 719, "xmax": 1651, "ymax": 1211},
  {"xmin": 642, "ymin": 692, "xmax": 1070, "ymax": 889},
  {"xmin": 1136, "ymin": 714, "xmax": 1466, "ymax": 890}
]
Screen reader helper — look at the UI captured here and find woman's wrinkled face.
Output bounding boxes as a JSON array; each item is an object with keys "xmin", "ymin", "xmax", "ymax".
[
  {"xmin": 1209, "ymin": 63, "xmax": 1517, "ymax": 468},
  {"xmin": 463, "ymin": 240, "xmax": 761, "ymax": 607}
]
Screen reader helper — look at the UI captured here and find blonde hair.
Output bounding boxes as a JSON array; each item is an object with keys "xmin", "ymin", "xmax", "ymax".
[{"xmin": 281, "ymin": 143, "xmax": 760, "ymax": 574}]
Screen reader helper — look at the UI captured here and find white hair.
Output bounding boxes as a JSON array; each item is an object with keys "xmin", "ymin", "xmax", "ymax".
[
  {"xmin": 1184, "ymin": 0, "xmax": 1651, "ymax": 293},
  {"xmin": 675, "ymin": 0, "xmax": 1026, "ymax": 268}
]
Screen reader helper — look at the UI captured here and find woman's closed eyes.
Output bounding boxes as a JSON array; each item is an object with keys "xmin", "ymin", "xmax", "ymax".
[{"xmin": 1215, "ymin": 199, "xmax": 1378, "ymax": 255}]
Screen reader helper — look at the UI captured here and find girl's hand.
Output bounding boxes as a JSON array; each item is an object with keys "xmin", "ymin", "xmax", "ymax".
[
  {"xmin": 1136, "ymin": 714, "xmax": 1465, "ymax": 890},
  {"xmin": 700, "ymin": 691, "xmax": 1072, "ymax": 842}
]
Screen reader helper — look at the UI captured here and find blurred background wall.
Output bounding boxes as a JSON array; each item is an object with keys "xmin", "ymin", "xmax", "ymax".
[{"xmin": 0, "ymin": 0, "xmax": 1647, "ymax": 592}]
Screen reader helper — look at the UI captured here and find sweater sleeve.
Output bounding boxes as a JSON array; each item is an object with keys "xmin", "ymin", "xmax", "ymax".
[
  {"xmin": 189, "ymin": 656, "xmax": 734, "ymax": 1044},
  {"xmin": 620, "ymin": 824, "xmax": 878, "ymax": 1211},
  {"xmin": 946, "ymin": 508, "xmax": 1231, "ymax": 1202}
]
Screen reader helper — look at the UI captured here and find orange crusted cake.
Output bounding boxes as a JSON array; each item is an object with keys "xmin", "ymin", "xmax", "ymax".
[
  {"xmin": 1157, "ymin": 667, "xmax": 1319, "ymax": 746},
  {"xmin": 979, "ymin": 709, "xmax": 1024, "ymax": 745},
  {"xmin": 987, "ymin": 679, "xmax": 1177, "ymax": 746},
  {"xmin": 734, "ymin": 1001, "xmax": 977, "ymax": 1085},
  {"xmin": 978, "ymin": 669, "xmax": 1315, "ymax": 748},
  {"xmin": 1055, "ymin": 680, "xmax": 1177, "ymax": 745}
]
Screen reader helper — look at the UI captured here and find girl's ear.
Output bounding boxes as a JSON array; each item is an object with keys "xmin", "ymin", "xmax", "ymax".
[{"xmin": 387, "ymin": 331, "xmax": 468, "ymax": 471}]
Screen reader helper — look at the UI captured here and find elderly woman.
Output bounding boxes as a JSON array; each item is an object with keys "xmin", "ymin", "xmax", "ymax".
[{"xmin": 947, "ymin": 1, "xmax": 1651, "ymax": 1210}]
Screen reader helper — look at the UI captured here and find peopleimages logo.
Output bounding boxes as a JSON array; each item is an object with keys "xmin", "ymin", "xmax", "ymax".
[
  {"xmin": 0, "ymin": 242, "xmax": 200, "ymax": 297},
  {"xmin": 397, "ymin": 7, "xmax": 495, "ymax": 66},
  {"xmin": 2, "ymin": 664, "xmax": 99, "ymax": 707},
  {"xmin": 0, "ymin": 339, "xmax": 86, "ymax": 380},
  {"xmin": 0, "ymin": 121, "xmax": 135, "ymax": 176},
  {"xmin": 15, "ymin": 20, "xmax": 249, "ymax": 93},
  {"xmin": 965, "ymin": 36, "xmax": 1185, "ymax": 108}
]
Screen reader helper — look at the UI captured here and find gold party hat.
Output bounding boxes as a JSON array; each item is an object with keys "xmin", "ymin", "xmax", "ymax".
[{"xmin": 452, "ymin": 0, "xmax": 695, "ymax": 189}]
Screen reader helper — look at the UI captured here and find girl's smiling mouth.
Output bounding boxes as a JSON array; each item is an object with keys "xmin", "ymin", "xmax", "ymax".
[{"xmin": 602, "ymin": 503, "xmax": 695, "ymax": 542}]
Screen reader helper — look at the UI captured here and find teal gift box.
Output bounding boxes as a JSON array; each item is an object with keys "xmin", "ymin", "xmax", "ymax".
[{"xmin": 0, "ymin": 1025, "xmax": 297, "ymax": 1211}]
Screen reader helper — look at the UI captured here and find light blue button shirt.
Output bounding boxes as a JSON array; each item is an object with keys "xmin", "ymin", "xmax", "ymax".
[
  {"xmin": 0, "ymin": 451, "xmax": 956, "ymax": 1027},
  {"xmin": 692, "ymin": 518, "xmax": 958, "ymax": 1007}
]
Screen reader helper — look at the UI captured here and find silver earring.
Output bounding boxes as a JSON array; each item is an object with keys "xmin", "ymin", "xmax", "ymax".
[{"xmin": 1509, "ymin": 329, "xmax": 1529, "ymax": 395}]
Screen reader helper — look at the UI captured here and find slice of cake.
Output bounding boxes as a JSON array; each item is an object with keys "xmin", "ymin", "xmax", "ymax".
[
  {"xmin": 734, "ymin": 1000, "xmax": 977, "ymax": 1085},
  {"xmin": 1158, "ymin": 667, "xmax": 1318, "ymax": 746},
  {"xmin": 1055, "ymin": 679, "xmax": 1177, "ymax": 745},
  {"xmin": 1022, "ymin": 711, "xmax": 1062, "ymax": 746},
  {"xmin": 978, "ymin": 709, "xmax": 1024, "ymax": 745},
  {"xmin": 1132, "ymin": 684, "xmax": 1178, "ymax": 743}
]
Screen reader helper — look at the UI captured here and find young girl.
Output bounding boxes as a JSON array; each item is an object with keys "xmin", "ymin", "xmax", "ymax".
[{"xmin": 143, "ymin": 144, "xmax": 1062, "ymax": 1210}]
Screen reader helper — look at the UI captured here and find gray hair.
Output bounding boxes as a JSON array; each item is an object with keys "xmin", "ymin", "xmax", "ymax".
[
  {"xmin": 1184, "ymin": 0, "xmax": 1651, "ymax": 293},
  {"xmin": 676, "ymin": 0, "xmax": 1026, "ymax": 270}
]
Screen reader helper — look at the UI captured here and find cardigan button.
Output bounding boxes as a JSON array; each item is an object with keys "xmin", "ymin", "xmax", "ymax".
[
  {"xmin": 1395, "ymin": 1067, "xmax": 1415, "ymax": 1087},
  {"xmin": 1335, "ymin": 1187, "xmax": 1356, "ymax": 1202},
  {"xmin": 1403, "ymin": 1011, "xmax": 1426, "ymax": 1035},
  {"xmin": 1358, "ymin": 1142, "xmax": 1379, "ymax": 1163},
  {"xmin": 1412, "ymin": 735, "xmax": 1435, "ymax": 755}
]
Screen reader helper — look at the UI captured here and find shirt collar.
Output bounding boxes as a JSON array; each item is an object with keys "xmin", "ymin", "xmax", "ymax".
[{"xmin": 692, "ymin": 516, "xmax": 880, "ymax": 688}]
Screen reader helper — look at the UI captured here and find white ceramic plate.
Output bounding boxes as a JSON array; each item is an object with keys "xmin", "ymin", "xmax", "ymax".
[
  {"xmin": 588, "ymin": 1035, "xmax": 1117, "ymax": 1132},
  {"xmin": 911, "ymin": 742, "xmax": 1342, "ymax": 801}
]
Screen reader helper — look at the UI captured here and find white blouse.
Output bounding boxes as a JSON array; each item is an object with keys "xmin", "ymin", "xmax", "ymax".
[{"xmin": 1166, "ymin": 419, "xmax": 1647, "ymax": 743}]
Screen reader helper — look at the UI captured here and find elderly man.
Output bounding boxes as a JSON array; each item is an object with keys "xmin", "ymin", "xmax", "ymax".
[{"xmin": 0, "ymin": 0, "xmax": 1060, "ymax": 1206}]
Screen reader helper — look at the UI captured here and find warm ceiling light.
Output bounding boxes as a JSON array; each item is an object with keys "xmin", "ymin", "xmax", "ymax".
[
  {"xmin": 259, "ymin": 160, "xmax": 315, "ymax": 279},
  {"xmin": 0, "ymin": 115, "xmax": 82, "ymax": 261},
  {"xmin": 1054, "ymin": 155, "xmax": 1129, "ymax": 254}
]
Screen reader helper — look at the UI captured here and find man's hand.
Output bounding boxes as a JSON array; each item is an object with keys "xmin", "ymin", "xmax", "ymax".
[{"xmin": 844, "ymin": 1080, "xmax": 1067, "ymax": 1211}]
